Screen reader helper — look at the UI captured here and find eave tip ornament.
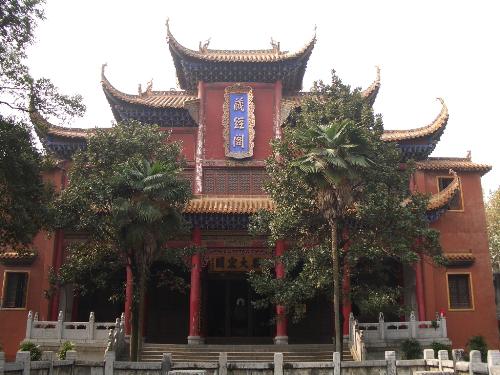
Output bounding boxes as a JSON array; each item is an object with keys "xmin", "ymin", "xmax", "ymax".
[{"xmin": 223, "ymin": 84, "xmax": 255, "ymax": 159}]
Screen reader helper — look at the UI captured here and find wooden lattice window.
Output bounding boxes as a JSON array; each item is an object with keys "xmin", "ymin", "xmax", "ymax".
[
  {"xmin": 437, "ymin": 176, "xmax": 463, "ymax": 210},
  {"xmin": 1, "ymin": 271, "xmax": 29, "ymax": 309},
  {"xmin": 447, "ymin": 273, "xmax": 473, "ymax": 310},
  {"xmin": 181, "ymin": 170, "xmax": 195, "ymax": 193},
  {"xmin": 203, "ymin": 169, "xmax": 267, "ymax": 195}
]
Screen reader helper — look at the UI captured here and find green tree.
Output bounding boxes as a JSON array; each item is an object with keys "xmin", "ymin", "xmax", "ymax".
[
  {"xmin": 0, "ymin": 0, "xmax": 84, "ymax": 250},
  {"xmin": 486, "ymin": 187, "xmax": 500, "ymax": 271},
  {"xmin": 249, "ymin": 72, "xmax": 441, "ymax": 350},
  {"xmin": 112, "ymin": 158, "xmax": 191, "ymax": 359},
  {"xmin": 290, "ymin": 119, "xmax": 371, "ymax": 352},
  {"xmin": 1, "ymin": 0, "xmax": 84, "ymax": 119},
  {"xmin": 0, "ymin": 117, "xmax": 51, "ymax": 250},
  {"xmin": 52, "ymin": 122, "xmax": 191, "ymax": 360}
]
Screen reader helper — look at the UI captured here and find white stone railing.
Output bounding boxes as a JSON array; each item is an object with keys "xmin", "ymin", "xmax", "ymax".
[
  {"xmin": 349, "ymin": 318, "xmax": 367, "ymax": 361},
  {"xmin": 25, "ymin": 310, "xmax": 120, "ymax": 343},
  {"xmin": 349, "ymin": 311, "xmax": 447, "ymax": 345},
  {"xmin": 348, "ymin": 311, "xmax": 448, "ymax": 359}
]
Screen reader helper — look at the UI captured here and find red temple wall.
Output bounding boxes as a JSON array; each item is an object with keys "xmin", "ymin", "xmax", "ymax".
[
  {"xmin": 415, "ymin": 170, "xmax": 499, "ymax": 348},
  {"xmin": 203, "ymin": 82, "xmax": 276, "ymax": 161},
  {"xmin": 168, "ymin": 128, "xmax": 196, "ymax": 162},
  {"xmin": 0, "ymin": 167, "xmax": 64, "ymax": 360}
]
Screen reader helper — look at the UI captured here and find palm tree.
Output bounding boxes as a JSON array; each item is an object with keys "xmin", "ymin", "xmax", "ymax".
[
  {"xmin": 291, "ymin": 119, "xmax": 371, "ymax": 353},
  {"xmin": 111, "ymin": 159, "xmax": 190, "ymax": 360}
]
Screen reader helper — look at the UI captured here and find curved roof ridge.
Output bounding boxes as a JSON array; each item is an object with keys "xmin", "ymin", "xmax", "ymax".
[
  {"xmin": 381, "ymin": 98, "xmax": 449, "ymax": 142},
  {"xmin": 29, "ymin": 107, "xmax": 93, "ymax": 140},
  {"xmin": 361, "ymin": 66, "xmax": 381, "ymax": 106},
  {"xmin": 427, "ymin": 169, "xmax": 461, "ymax": 211},
  {"xmin": 166, "ymin": 19, "xmax": 316, "ymax": 63},
  {"xmin": 416, "ymin": 158, "xmax": 492, "ymax": 174},
  {"xmin": 101, "ymin": 63, "xmax": 197, "ymax": 109}
]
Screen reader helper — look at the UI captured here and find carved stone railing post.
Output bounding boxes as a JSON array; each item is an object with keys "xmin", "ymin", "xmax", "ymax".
[
  {"xmin": 16, "ymin": 351, "xmax": 30, "ymax": 375},
  {"xmin": 88, "ymin": 312, "xmax": 95, "ymax": 340},
  {"xmin": 0, "ymin": 351, "xmax": 5, "ymax": 375},
  {"xmin": 274, "ymin": 352, "xmax": 283, "ymax": 375},
  {"xmin": 105, "ymin": 329, "xmax": 114, "ymax": 354},
  {"xmin": 26, "ymin": 311, "xmax": 33, "ymax": 339},
  {"xmin": 470, "ymin": 350, "xmax": 482, "ymax": 375},
  {"xmin": 120, "ymin": 313, "xmax": 125, "ymax": 337},
  {"xmin": 438, "ymin": 350, "xmax": 449, "ymax": 371},
  {"xmin": 410, "ymin": 311, "xmax": 417, "ymax": 338},
  {"xmin": 104, "ymin": 351, "xmax": 115, "ymax": 375},
  {"xmin": 423, "ymin": 349, "xmax": 435, "ymax": 359},
  {"xmin": 379, "ymin": 312, "xmax": 385, "ymax": 340},
  {"xmin": 488, "ymin": 350, "xmax": 500, "ymax": 375},
  {"xmin": 440, "ymin": 314, "xmax": 447, "ymax": 338},
  {"xmin": 348, "ymin": 312, "xmax": 354, "ymax": 342},
  {"xmin": 218, "ymin": 352, "xmax": 227, "ymax": 375},
  {"xmin": 333, "ymin": 352, "xmax": 341, "ymax": 375},
  {"xmin": 56, "ymin": 311, "xmax": 64, "ymax": 340},
  {"xmin": 41, "ymin": 351, "xmax": 54, "ymax": 375},
  {"xmin": 385, "ymin": 351, "xmax": 397, "ymax": 375},
  {"xmin": 161, "ymin": 353, "xmax": 172, "ymax": 375}
]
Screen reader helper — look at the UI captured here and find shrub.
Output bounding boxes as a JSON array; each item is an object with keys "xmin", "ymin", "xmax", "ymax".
[
  {"xmin": 467, "ymin": 335, "xmax": 488, "ymax": 362},
  {"xmin": 430, "ymin": 341, "xmax": 452, "ymax": 358},
  {"xmin": 58, "ymin": 341, "xmax": 75, "ymax": 360},
  {"xmin": 19, "ymin": 341, "xmax": 42, "ymax": 361},
  {"xmin": 401, "ymin": 338, "xmax": 422, "ymax": 359}
]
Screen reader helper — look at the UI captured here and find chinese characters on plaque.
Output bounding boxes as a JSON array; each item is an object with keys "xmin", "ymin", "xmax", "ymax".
[
  {"xmin": 207, "ymin": 254, "xmax": 262, "ymax": 272},
  {"xmin": 223, "ymin": 85, "xmax": 255, "ymax": 159}
]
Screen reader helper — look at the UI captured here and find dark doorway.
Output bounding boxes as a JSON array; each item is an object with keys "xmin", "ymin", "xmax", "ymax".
[
  {"xmin": 146, "ymin": 262, "xmax": 190, "ymax": 343},
  {"xmin": 205, "ymin": 275, "xmax": 272, "ymax": 343}
]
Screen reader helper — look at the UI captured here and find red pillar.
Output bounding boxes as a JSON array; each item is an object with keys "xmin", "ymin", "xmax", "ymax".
[
  {"xmin": 342, "ymin": 264, "xmax": 351, "ymax": 336},
  {"xmin": 124, "ymin": 261, "xmax": 133, "ymax": 334},
  {"xmin": 274, "ymin": 240, "xmax": 288, "ymax": 344},
  {"xmin": 188, "ymin": 227, "xmax": 204, "ymax": 344},
  {"xmin": 415, "ymin": 255, "xmax": 426, "ymax": 320},
  {"xmin": 50, "ymin": 229, "xmax": 64, "ymax": 320}
]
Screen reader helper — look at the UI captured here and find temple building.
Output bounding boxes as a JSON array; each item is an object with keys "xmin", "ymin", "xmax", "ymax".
[{"xmin": 0, "ymin": 23, "xmax": 498, "ymax": 359}]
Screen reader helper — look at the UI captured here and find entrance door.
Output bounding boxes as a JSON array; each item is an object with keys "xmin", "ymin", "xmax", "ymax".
[{"xmin": 205, "ymin": 276, "xmax": 272, "ymax": 342}]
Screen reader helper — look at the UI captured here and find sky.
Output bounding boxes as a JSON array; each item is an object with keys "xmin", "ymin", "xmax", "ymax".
[{"xmin": 27, "ymin": 0, "xmax": 500, "ymax": 194}]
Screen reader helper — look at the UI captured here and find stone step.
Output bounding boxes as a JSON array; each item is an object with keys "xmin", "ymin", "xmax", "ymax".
[{"xmin": 140, "ymin": 343, "xmax": 353, "ymax": 362}]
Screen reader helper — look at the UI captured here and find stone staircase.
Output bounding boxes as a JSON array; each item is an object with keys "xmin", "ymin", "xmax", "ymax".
[{"xmin": 140, "ymin": 343, "xmax": 354, "ymax": 362}]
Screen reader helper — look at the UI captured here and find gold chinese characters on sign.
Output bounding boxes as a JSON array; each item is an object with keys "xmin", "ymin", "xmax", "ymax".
[
  {"xmin": 223, "ymin": 84, "xmax": 255, "ymax": 159},
  {"xmin": 207, "ymin": 254, "xmax": 262, "ymax": 272}
]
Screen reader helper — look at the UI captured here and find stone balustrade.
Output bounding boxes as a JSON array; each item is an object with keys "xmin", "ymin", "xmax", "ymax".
[
  {"xmin": 1, "ymin": 349, "xmax": 499, "ymax": 375},
  {"xmin": 25, "ymin": 310, "xmax": 121, "ymax": 344},
  {"xmin": 348, "ymin": 311, "xmax": 449, "ymax": 358}
]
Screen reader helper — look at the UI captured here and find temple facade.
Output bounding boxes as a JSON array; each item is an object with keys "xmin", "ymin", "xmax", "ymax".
[{"xmin": 0, "ymin": 24, "xmax": 498, "ymax": 359}]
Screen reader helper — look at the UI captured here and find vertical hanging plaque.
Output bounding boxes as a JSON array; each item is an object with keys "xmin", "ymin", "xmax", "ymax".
[{"xmin": 223, "ymin": 84, "xmax": 255, "ymax": 159}]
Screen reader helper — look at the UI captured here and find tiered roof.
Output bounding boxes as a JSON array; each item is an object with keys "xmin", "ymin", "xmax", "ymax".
[
  {"xmin": 416, "ymin": 157, "xmax": 492, "ymax": 175},
  {"xmin": 31, "ymin": 27, "xmax": 491, "ymax": 223},
  {"xmin": 166, "ymin": 21, "xmax": 316, "ymax": 91},
  {"xmin": 101, "ymin": 64, "xmax": 198, "ymax": 128},
  {"xmin": 426, "ymin": 170, "xmax": 461, "ymax": 211}
]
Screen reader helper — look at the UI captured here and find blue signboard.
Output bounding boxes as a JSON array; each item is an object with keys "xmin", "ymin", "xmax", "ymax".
[
  {"xmin": 223, "ymin": 85, "xmax": 255, "ymax": 159},
  {"xmin": 229, "ymin": 93, "xmax": 249, "ymax": 153}
]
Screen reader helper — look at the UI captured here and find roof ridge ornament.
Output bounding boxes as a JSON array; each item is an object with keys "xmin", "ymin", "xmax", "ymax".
[
  {"xmin": 361, "ymin": 65, "xmax": 381, "ymax": 105},
  {"xmin": 146, "ymin": 79, "xmax": 153, "ymax": 95},
  {"xmin": 199, "ymin": 38, "xmax": 211, "ymax": 53},
  {"xmin": 466, "ymin": 150, "xmax": 472, "ymax": 160},
  {"xmin": 165, "ymin": 17, "xmax": 171, "ymax": 41},
  {"xmin": 101, "ymin": 63, "xmax": 107, "ymax": 80},
  {"xmin": 270, "ymin": 37, "xmax": 280, "ymax": 53}
]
